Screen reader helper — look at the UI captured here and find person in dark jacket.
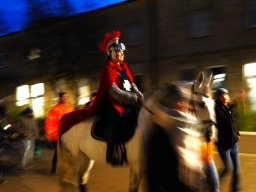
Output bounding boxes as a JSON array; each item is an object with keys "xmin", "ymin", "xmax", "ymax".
[{"xmin": 215, "ymin": 88, "xmax": 241, "ymax": 192}]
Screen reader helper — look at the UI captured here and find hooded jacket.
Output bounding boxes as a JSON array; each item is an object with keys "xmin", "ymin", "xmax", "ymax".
[{"xmin": 215, "ymin": 99, "xmax": 240, "ymax": 148}]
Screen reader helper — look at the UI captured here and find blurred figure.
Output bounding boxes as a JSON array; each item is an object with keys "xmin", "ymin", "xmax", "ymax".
[
  {"xmin": 0, "ymin": 103, "xmax": 13, "ymax": 185},
  {"xmin": 201, "ymin": 128, "xmax": 219, "ymax": 192},
  {"xmin": 144, "ymin": 85, "xmax": 196, "ymax": 192},
  {"xmin": 235, "ymin": 88, "xmax": 248, "ymax": 116},
  {"xmin": 234, "ymin": 87, "xmax": 250, "ymax": 131},
  {"xmin": 45, "ymin": 92, "xmax": 74, "ymax": 174},
  {"xmin": 85, "ymin": 92, "xmax": 96, "ymax": 107},
  {"xmin": 215, "ymin": 88, "xmax": 241, "ymax": 192},
  {"xmin": 0, "ymin": 103, "xmax": 13, "ymax": 132},
  {"xmin": 17, "ymin": 107, "xmax": 39, "ymax": 169},
  {"xmin": 92, "ymin": 30, "xmax": 143, "ymax": 165}
]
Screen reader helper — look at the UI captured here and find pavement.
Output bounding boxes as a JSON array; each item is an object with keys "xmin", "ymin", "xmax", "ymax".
[{"xmin": 0, "ymin": 144, "xmax": 255, "ymax": 192}]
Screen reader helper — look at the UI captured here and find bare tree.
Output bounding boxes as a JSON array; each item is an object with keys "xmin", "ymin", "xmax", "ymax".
[
  {"xmin": 58, "ymin": 0, "xmax": 74, "ymax": 16},
  {"xmin": 25, "ymin": 0, "xmax": 50, "ymax": 25},
  {"xmin": 0, "ymin": 11, "xmax": 8, "ymax": 35}
]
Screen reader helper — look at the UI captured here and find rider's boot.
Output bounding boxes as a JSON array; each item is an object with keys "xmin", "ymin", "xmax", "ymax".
[{"xmin": 106, "ymin": 141, "xmax": 121, "ymax": 166}]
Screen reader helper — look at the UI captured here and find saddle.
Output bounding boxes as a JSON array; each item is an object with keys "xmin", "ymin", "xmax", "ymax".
[
  {"xmin": 91, "ymin": 113, "xmax": 136, "ymax": 142},
  {"xmin": 91, "ymin": 108, "xmax": 138, "ymax": 166}
]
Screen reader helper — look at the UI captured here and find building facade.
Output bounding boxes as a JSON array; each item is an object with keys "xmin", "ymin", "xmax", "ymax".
[{"xmin": 0, "ymin": 0, "xmax": 256, "ymax": 130}]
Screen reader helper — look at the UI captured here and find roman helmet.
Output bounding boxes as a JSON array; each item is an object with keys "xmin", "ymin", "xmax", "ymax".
[{"xmin": 99, "ymin": 30, "xmax": 126, "ymax": 55}]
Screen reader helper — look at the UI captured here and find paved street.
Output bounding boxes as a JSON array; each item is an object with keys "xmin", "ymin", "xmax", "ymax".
[{"xmin": 0, "ymin": 141, "xmax": 256, "ymax": 192}]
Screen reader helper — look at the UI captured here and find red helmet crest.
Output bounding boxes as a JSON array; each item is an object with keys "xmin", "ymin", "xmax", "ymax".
[{"xmin": 99, "ymin": 30, "xmax": 121, "ymax": 54}]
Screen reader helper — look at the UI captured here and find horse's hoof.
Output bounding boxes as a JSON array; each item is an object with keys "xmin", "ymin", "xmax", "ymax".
[{"xmin": 80, "ymin": 184, "xmax": 87, "ymax": 192}]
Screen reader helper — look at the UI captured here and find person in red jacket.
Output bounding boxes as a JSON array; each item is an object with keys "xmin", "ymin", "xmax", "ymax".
[
  {"xmin": 45, "ymin": 92, "xmax": 74, "ymax": 174},
  {"xmin": 92, "ymin": 30, "xmax": 144, "ymax": 165}
]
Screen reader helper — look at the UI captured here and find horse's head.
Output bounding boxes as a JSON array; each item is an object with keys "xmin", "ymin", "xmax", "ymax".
[
  {"xmin": 170, "ymin": 71, "xmax": 216, "ymax": 141},
  {"xmin": 142, "ymin": 72, "xmax": 216, "ymax": 190},
  {"xmin": 151, "ymin": 71, "xmax": 215, "ymax": 131},
  {"xmin": 192, "ymin": 71, "xmax": 215, "ymax": 127}
]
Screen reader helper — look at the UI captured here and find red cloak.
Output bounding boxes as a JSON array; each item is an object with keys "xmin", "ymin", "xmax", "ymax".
[
  {"xmin": 91, "ymin": 59, "xmax": 134, "ymax": 114},
  {"xmin": 59, "ymin": 60, "xmax": 134, "ymax": 138}
]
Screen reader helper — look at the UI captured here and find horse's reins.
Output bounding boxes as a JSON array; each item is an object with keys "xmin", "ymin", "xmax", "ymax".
[
  {"xmin": 189, "ymin": 84, "xmax": 216, "ymax": 130},
  {"xmin": 141, "ymin": 103, "xmax": 154, "ymax": 115}
]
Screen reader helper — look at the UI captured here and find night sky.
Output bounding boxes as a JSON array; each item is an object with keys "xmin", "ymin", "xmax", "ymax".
[{"xmin": 0, "ymin": 0, "xmax": 127, "ymax": 37}]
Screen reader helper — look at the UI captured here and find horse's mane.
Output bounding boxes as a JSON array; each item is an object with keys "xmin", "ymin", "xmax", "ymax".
[{"xmin": 152, "ymin": 81, "xmax": 213, "ymax": 108}]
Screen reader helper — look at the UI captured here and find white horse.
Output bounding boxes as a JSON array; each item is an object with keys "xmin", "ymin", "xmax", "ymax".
[{"xmin": 57, "ymin": 71, "xmax": 216, "ymax": 192}]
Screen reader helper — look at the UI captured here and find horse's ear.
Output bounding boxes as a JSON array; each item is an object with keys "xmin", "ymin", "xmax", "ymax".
[
  {"xmin": 205, "ymin": 73, "xmax": 213, "ymax": 87},
  {"xmin": 195, "ymin": 71, "xmax": 205, "ymax": 88}
]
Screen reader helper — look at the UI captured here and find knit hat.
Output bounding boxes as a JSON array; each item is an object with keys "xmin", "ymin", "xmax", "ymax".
[{"xmin": 215, "ymin": 88, "xmax": 229, "ymax": 99}]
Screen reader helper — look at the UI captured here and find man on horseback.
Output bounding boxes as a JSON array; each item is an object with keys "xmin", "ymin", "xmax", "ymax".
[{"xmin": 91, "ymin": 30, "xmax": 144, "ymax": 165}]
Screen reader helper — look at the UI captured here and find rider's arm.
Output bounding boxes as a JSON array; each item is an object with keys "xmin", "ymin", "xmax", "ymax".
[
  {"xmin": 108, "ymin": 83, "xmax": 139, "ymax": 105},
  {"xmin": 132, "ymin": 83, "xmax": 144, "ymax": 99}
]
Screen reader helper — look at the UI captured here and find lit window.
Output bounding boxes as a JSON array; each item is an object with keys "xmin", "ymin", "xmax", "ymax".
[
  {"xmin": 78, "ymin": 86, "xmax": 90, "ymax": 105},
  {"xmin": 206, "ymin": 67, "xmax": 227, "ymax": 89},
  {"xmin": 16, "ymin": 85, "xmax": 29, "ymax": 106},
  {"xmin": 16, "ymin": 83, "xmax": 45, "ymax": 117},
  {"xmin": 77, "ymin": 79, "xmax": 90, "ymax": 106},
  {"xmin": 244, "ymin": 63, "xmax": 256, "ymax": 111},
  {"xmin": 213, "ymin": 73, "xmax": 226, "ymax": 84},
  {"xmin": 31, "ymin": 83, "xmax": 44, "ymax": 97},
  {"xmin": 31, "ymin": 97, "xmax": 45, "ymax": 117},
  {"xmin": 244, "ymin": 63, "xmax": 256, "ymax": 77}
]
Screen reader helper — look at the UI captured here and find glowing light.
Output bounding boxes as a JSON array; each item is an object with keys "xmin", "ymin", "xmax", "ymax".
[
  {"xmin": 32, "ymin": 97, "xmax": 45, "ymax": 117},
  {"xmin": 31, "ymin": 83, "xmax": 44, "ymax": 97},
  {"xmin": 244, "ymin": 63, "xmax": 256, "ymax": 77},
  {"xmin": 3, "ymin": 124, "xmax": 11, "ymax": 130},
  {"xmin": 16, "ymin": 85, "xmax": 29, "ymax": 101},
  {"xmin": 213, "ymin": 73, "xmax": 226, "ymax": 79}
]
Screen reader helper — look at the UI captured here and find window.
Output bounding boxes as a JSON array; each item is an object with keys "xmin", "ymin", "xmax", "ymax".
[
  {"xmin": 123, "ymin": 23, "xmax": 144, "ymax": 47},
  {"xmin": 188, "ymin": 9, "xmax": 211, "ymax": 37},
  {"xmin": 31, "ymin": 83, "xmax": 45, "ymax": 117},
  {"xmin": 244, "ymin": 63, "xmax": 256, "ymax": 111},
  {"xmin": 180, "ymin": 68, "xmax": 195, "ymax": 81},
  {"xmin": 246, "ymin": 0, "xmax": 256, "ymax": 27},
  {"xmin": 77, "ymin": 79, "xmax": 91, "ymax": 106},
  {"xmin": 206, "ymin": 66, "xmax": 227, "ymax": 90},
  {"xmin": 16, "ymin": 85, "xmax": 30, "ymax": 106},
  {"xmin": 0, "ymin": 53, "xmax": 7, "ymax": 69},
  {"xmin": 16, "ymin": 83, "xmax": 45, "ymax": 117}
]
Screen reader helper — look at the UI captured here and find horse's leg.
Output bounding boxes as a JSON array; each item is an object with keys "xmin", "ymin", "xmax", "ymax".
[
  {"xmin": 57, "ymin": 142, "xmax": 78, "ymax": 191},
  {"xmin": 78, "ymin": 159, "xmax": 95, "ymax": 192},
  {"xmin": 129, "ymin": 166, "xmax": 142, "ymax": 192}
]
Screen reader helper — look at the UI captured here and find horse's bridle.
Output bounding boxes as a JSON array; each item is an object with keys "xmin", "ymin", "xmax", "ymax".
[{"xmin": 189, "ymin": 84, "xmax": 216, "ymax": 129}]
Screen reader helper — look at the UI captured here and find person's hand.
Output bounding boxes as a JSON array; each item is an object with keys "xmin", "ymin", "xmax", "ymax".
[{"xmin": 136, "ymin": 93, "xmax": 144, "ymax": 105}]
